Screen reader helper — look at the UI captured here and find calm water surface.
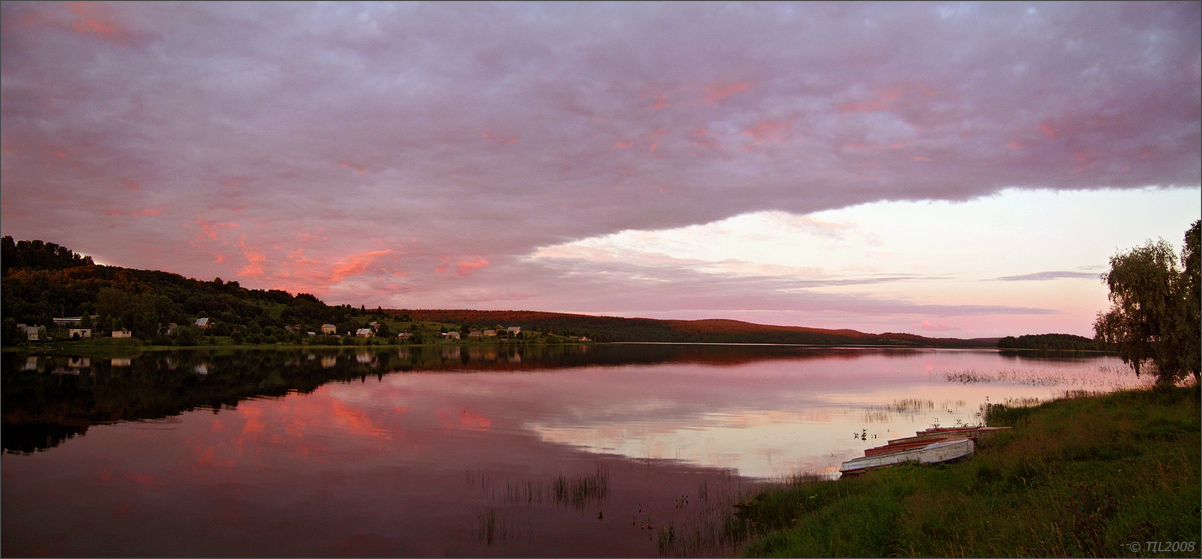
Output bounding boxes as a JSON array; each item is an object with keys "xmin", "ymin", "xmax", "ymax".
[{"xmin": 1, "ymin": 344, "xmax": 1146, "ymax": 557}]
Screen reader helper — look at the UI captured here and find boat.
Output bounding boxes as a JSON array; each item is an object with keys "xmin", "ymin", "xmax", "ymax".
[
  {"xmin": 839, "ymin": 437, "xmax": 974, "ymax": 476},
  {"xmin": 884, "ymin": 426, "xmax": 1009, "ymax": 447}
]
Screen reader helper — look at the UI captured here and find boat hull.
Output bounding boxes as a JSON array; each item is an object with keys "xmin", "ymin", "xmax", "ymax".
[{"xmin": 839, "ymin": 438, "xmax": 974, "ymax": 476}]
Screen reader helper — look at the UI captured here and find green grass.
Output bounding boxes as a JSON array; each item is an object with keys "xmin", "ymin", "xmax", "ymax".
[{"xmin": 724, "ymin": 386, "xmax": 1200, "ymax": 558}]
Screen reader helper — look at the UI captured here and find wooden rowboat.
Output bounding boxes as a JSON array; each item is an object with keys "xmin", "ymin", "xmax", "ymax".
[
  {"xmin": 839, "ymin": 438, "xmax": 974, "ymax": 476},
  {"xmin": 885, "ymin": 426, "xmax": 1010, "ymax": 446}
]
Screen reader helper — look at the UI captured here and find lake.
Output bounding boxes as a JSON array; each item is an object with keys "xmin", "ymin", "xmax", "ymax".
[{"xmin": 1, "ymin": 344, "xmax": 1148, "ymax": 557}]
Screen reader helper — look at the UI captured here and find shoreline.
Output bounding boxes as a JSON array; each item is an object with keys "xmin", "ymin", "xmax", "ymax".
[{"xmin": 709, "ymin": 384, "xmax": 1200, "ymax": 558}]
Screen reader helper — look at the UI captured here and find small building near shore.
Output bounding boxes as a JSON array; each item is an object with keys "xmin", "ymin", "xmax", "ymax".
[{"xmin": 18, "ymin": 324, "xmax": 42, "ymax": 341}]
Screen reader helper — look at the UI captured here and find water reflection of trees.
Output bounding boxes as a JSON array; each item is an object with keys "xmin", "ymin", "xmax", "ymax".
[{"xmin": 1, "ymin": 344, "xmax": 937, "ymax": 454}]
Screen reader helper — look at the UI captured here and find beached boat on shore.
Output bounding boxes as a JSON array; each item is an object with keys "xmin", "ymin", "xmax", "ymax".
[{"xmin": 839, "ymin": 437, "xmax": 975, "ymax": 476}]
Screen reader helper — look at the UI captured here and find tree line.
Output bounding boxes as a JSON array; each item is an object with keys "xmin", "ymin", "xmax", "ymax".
[
  {"xmin": 997, "ymin": 333, "xmax": 1100, "ymax": 351},
  {"xmin": 1094, "ymin": 220, "xmax": 1200, "ymax": 385},
  {"xmin": 1, "ymin": 236, "xmax": 362, "ymax": 346}
]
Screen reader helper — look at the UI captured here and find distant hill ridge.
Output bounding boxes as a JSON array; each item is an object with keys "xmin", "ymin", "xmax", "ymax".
[
  {"xmin": 2, "ymin": 235, "xmax": 994, "ymax": 348},
  {"xmin": 392, "ymin": 309, "xmax": 994, "ymax": 348}
]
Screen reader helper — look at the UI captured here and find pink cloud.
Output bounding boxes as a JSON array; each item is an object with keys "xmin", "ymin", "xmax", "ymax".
[
  {"xmin": 238, "ymin": 237, "xmax": 266, "ymax": 279},
  {"xmin": 914, "ymin": 319, "xmax": 958, "ymax": 332},
  {"xmin": 743, "ymin": 121, "xmax": 792, "ymax": 147},
  {"xmin": 330, "ymin": 249, "xmax": 394, "ymax": 282},
  {"xmin": 195, "ymin": 219, "xmax": 240, "ymax": 240},
  {"xmin": 455, "ymin": 258, "xmax": 489, "ymax": 276},
  {"xmin": 701, "ymin": 81, "xmax": 752, "ymax": 104},
  {"xmin": 837, "ymin": 89, "xmax": 902, "ymax": 113},
  {"xmin": 338, "ymin": 161, "xmax": 367, "ymax": 174},
  {"xmin": 843, "ymin": 142, "xmax": 910, "ymax": 151}
]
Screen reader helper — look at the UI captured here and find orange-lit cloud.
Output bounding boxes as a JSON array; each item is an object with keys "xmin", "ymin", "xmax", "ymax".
[
  {"xmin": 842, "ymin": 141, "xmax": 909, "ymax": 151},
  {"xmin": 701, "ymin": 81, "xmax": 751, "ymax": 104},
  {"xmin": 1005, "ymin": 141, "xmax": 1023, "ymax": 150},
  {"xmin": 330, "ymin": 249, "xmax": 393, "ymax": 282},
  {"xmin": 912, "ymin": 156, "xmax": 931, "ymax": 162},
  {"xmin": 65, "ymin": 2, "xmax": 132, "ymax": 43},
  {"xmin": 914, "ymin": 319, "xmax": 957, "ymax": 332},
  {"xmin": 691, "ymin": 127, "xmax": 723, "ymax": 150},
  {"xmin": 837, "ymin": 89, "xmax": 902, "ymax": 113},
  {"xmin": 238, "ymin": 237, "xmax": 267, "ymax": 278},
  {"xmin": 743, "ymin": 120, "xmax": 792, "ymax": 147},
  {"xmin": 455, "ymin": 258, "xmax": 489, "ymax": 276},
  {"xmin": 339, "ymin": 161, "xmax": 367, "ymax": 174},
  {"xmin": 481, "ymin": 131, "xmax": 517, "ymax": 144},
  {"xmin": 1037, "ymin": 122, "xmax": 1060, "ymax": 139},
  {"xmin": 195, "ymin": 219, "xmax": 241, "ymax": 240}
]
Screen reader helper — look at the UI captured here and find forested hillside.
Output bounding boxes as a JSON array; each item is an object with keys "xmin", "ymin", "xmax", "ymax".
[
  {"xmin": 394, "ymin": 310, "xmax": 994, "ymax": 347},
  {"xmin": 1, "ymin": 236, "xmax": 358, "ymax": 345}
]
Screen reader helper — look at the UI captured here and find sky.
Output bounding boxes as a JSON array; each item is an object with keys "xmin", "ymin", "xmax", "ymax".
[{"xmin": 1, "ymin": 1, "xmax": 1199, "ymax": 338}]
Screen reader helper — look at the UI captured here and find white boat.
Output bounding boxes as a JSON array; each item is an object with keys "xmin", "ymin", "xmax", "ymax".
[{"xmin": 839, "ymin": 437, "xmax": 974, "ymax": 476}]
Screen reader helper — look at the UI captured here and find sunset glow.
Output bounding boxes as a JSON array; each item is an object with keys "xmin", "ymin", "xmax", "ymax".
[{"xmin": 2, "ymin": 1, "xmax": 1198, "ymax": 337}]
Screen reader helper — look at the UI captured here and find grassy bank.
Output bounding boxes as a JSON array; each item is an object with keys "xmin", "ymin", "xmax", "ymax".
[{"xmin": 723, "ymin": 386, "xmax": 1200, "ymax": 558}]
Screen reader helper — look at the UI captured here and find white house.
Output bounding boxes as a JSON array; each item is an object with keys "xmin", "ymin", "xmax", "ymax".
[
  {"xmin": 444, "ymin": 331, "xmax": 461, "ymax": 340},
  {"xmin": 69, "ymin": 328, "xmax": 91, "ymax": 339},
  {"xmin": 18, "ymin": 324, "xmax": 41, "ymax": 341},
  {"xmin": 112, "ymin": 329, "xmax": 132, "ymax": 338},
  {"xmin": 322, "ymin": 324, "xmax": 338, "ymax": 334},
  {"xmin": 507, "ymin": 326, "xmax": 522, "ymax": 335},
  {"xmin": 194, "ymin": 317, "xmax": 210, "ymax": 328}
]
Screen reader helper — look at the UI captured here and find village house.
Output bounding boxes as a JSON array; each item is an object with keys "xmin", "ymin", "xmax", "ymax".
[
  {"xmin": 468, "ymin": 330, "xmax": 483, "ymax": 338},
  {"xmin": 444, "ymin": 331, "xmax": 461, "ymax": 340},
  {"xmin": 507, "ymin": 326, "xmax": 521, "ymax": 335},
  {"xmin": 356, "ymin": 328, "xmax": 374, "ymax": 338},
  {"xmin": 17, "ymin": 324, "xmax": 42, "ymax": 341},
  {"xmin": 194, "ymin": 317, "xmax": 210, "ymax": 328},
  {"xmin": 483, "ymin": 329, "xmax": 497, "ymax": 337},
  {"xmin": 69, "ymin": 328, "xmax": 91, "ymax": 339},
  {"xmin": 397, "ymin": 332, "xmax": 413, "ymax": 340},
  {"xmin": 52, "ymin": 317, "xmax": 84, "ymax": 327},
  {"xmin": 322, "ymin": 324, "xmax": 338, "ymax": 334},
  {"xmin": 112, "ymin": 329, "xmax": 132, "ymax": 338}
]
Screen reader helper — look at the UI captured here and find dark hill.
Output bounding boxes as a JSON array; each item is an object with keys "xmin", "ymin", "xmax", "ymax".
[{"xmin": 392, "ymin": 309, "xmax": 994, "ymax": 348}]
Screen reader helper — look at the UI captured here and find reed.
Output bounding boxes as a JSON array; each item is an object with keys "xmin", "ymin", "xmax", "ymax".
[{"xmin": 727, "ymin": 385, "xmax": 1200, "ymax": 558}]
